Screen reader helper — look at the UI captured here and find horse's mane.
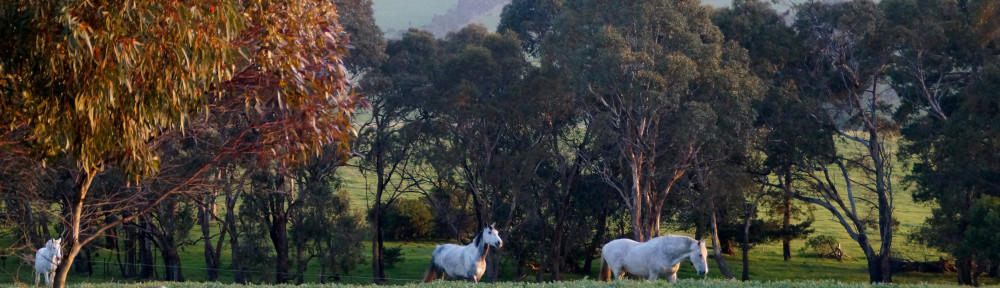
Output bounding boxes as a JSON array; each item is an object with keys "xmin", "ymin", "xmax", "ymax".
[{"xmin": 472, "ymin": 228, "xmax": 483, "ymax": 247}]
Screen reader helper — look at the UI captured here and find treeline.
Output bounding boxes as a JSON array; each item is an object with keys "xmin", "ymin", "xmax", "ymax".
[{"xmin": 2, "ymin": 0, "xmax": 1000, "ymax": 287}]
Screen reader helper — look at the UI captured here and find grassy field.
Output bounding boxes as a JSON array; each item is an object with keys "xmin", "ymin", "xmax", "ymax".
[{"xmin": 0, "ymin": 279, "xmax": 980, "ymax": 288}]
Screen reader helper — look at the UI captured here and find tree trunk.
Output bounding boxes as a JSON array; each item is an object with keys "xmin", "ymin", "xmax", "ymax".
[
  {"xmin": 268, "ymin": 194, "xmax": 291, "ymax": 283},
  {"xmin": 52, "ymin": 168, "xmax": 97, "ymax": 288},
  {"xmin": 226, "ymin": 187, "xmax": 244, "ymax": 284},
  {"xmin": 630, "ymin": 165, "xmax": 644, "ymax": 241},
  {"xmin": 15, "ymin": 199, "xmax": 39, "ymax": 247},
  {"xmin": 854, "ymin": 233, "xmax": 888, "ymax": 283},
  {"xmin": 295, "ymin": 243, "xmax": 306, "ymax": 285},
  {"xmin": 550, "ymin": 225, "xmax": 563, "ymax": 281},
  {"xmin": 582, "ymin": 208, "xmax": 608, "ymax": 275},
  {"xmin": 160, "ymin": 242, "xmax": 184, "ymax": 281},
  {"xmin": 199, "ymin": 196, "xmax": 219, "ymax": 281},
  {"xmin": 550, "ymin": 176, "xmax": 576, "ymax": 281},
  {"xmin": 710, "ymin": 212, "xmax": 735, "ymax": 280},
  {"xmin": 782, "ymin": 196, "xmax": 792, "ymax": 261},
  {"xmin": 741, "ymin": 208, "xmax": 753, "ymax": 281},
  {"xmin": 123, "ymin": 212, "xmax": 138, "ymax": 278},
  {"xmin": 155, "ymin": 198, "xmax": 185, "ymax": 282},
  {"xmin": 372, "ymin": 201, "xmax": 385, "ymax": 284},
  {"xmin": 139, "ymin": 215, "xmax": 155, "ymax": 280},
  {"xmin": 956, "ymin": 257, "xmax": 974, "ymax": 285}
]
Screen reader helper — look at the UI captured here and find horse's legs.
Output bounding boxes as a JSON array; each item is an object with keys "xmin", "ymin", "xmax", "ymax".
[
  {"xmin": 610, "ymin": 266, "xmax": 624, "ymax": 281},
  {"xmin": 35, "ymin": 271, "xmax": 39, "ymax": 286},
  {"xmin": 666, "ymin": 263, "xmax": 680, "ymax": 283},
  {"xmin": 647, "ymin": 273, "xmax": 659, "ymax": 281}
]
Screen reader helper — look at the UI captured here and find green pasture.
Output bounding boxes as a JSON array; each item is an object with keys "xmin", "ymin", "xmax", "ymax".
[{"xmin": 0, "ymin": 279, "xmax": 979, "ymax": 288}]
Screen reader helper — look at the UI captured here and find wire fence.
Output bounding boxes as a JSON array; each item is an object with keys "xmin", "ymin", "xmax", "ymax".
[{"xmin": 1, "ymin": 258, "xmax": 430, "ymax": 285}]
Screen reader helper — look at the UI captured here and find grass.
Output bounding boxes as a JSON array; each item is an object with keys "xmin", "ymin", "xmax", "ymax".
[{"xmin": 0, "ymin": 279, "xmax": 979, "ymax": 288}]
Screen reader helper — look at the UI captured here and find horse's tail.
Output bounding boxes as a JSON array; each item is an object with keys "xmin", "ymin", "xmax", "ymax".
[
  {"xmin": 598, "ymin": 256, "xmax": 611, "ymax": 282},
  {"xmin": 422, "ymin": 254, "xmax": 438, "ymax": 283}
]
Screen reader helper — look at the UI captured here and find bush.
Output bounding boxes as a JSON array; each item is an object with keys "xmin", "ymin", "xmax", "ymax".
[
  {"xmin": 802, "ymin": 235, "xmax": 843, "ymax": 260},
  {"xmin": 373, "ymin": 198, "xmax": 436, "ymax": 241},
  {"xmin": 382, "ymin": 245, "xmax": 405, "ymax": 268}
]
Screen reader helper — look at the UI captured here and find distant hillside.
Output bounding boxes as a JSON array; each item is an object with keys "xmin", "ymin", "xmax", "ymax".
[
  {"xmin": 373, "ymin": 0, "xmax": 460, "ymax": 37},
  {"xmin": 420, "ymin": 0, "xmax": 510, "ymax": 38},
  {"xmin": 372, "ymin": 0, "xmax": 738, "ymax": 39}
]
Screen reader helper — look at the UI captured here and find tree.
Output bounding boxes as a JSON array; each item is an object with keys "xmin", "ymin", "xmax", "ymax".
[
  {"xmin": 713, "ymin": 0, "xmax": 814, "ymax": 263},
  {"xmin": 548, "ymin": 0, "xmax": 761, "ymax": 242},
  {"xmin": 497, "ymin": 0, "xmax": 563, "ymax": 56},
  {"xmin": 416, "ymin": 25, "xmax": 532, "ymax": 281},
  {"xmin": 0, "ymin": 0, "xmax": 359, "ymax": 286},
  {"xmin": 882, "ymin": 0, "xmax": 996, "ymax": 284},
  {"xmin": 354, "ymin": 28, "xmax": 429, "ymax": 284},
  {"xmin": 905, "ymin": 65, "xmax": 1000, "ymax": 285},
  {"xmin": 290, "ymin": 149, "xmax": 363, "ymax": 284},
  {"xmin": 766, "ymin": 0, "xmax": 898, "ymax": 282}
]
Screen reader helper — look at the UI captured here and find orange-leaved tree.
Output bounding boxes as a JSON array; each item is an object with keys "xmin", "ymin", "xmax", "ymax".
[{"xmin": 0, "ymin": 0, "xmax": 361, "ymax": 287}]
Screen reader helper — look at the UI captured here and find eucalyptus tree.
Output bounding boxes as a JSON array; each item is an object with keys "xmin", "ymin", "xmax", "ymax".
[
  {"xmin": 713, "ymin": 0, "xmax": 814, "ymax": 263},
  {"xmin": 761, "ymin": 0, "xmax": 898, "ymax": 282},
  {"xmin": 354, "ymin": 27, "xmax": 431, "ymax": 283},
  {"xmin": 497, "ymin": 0, "xmax": 563, "ymax": 57},
  {"xmin": 288, "ymin": 148, "xmax": 363, "ymax": 285},
  {"xmin": 410, "ymin": 25, "xmax": 539, "ymax": 281},
  {"xmin": 886, "ymin": 1, "xmax": 1000, "ymax": 284},
  {"xmin": 0, "ymin": 0, "xmax": 360, "ymax": 286},
  {"xmin": 547, "ymin": 0, "xmax": 761, "ymax": 242},
  {"xmin": 419, "ymin": 25, "xmax": 529, "ymax": 228}
]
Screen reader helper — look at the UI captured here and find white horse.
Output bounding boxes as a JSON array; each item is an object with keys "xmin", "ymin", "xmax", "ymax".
[
  {"xmin": 34, "ymin": 238, "xmax": 63, "ymax": 287},
  {"xmin": 599, "ymin": 235, "xmax": 708, "ymax": 283},
  {"xmin": 422, "ymin": 225, "xmax": 503, "ymax": 283}
]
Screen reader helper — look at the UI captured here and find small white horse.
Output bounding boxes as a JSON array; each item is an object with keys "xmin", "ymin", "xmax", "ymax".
[
  {"xmin": 34, "ymin": 238, "xmax": 63, "ymax": 287},
  {"xmin": 422, "ymin": 225, "xmax": 503, "ymax": 283},
  {"xmin": 599, "ymin": 235, "xmax": 708, "ymax": 283}
]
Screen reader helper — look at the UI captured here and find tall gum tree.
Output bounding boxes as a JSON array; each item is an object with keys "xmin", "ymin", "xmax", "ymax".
[
  {"xmin": 713, "ymin": 0, "xmax": 815, "ymax": 264},
  {"xmin": 0, "ymin": 0, "xmax": 360, "ymax": 287},
  {"xmin": 762, "ymin": 0, "xmax": 898, "ymax": 282},
  {"xmin": 547, "ymin": 0, "xmax": 761, "ymax": 241}
]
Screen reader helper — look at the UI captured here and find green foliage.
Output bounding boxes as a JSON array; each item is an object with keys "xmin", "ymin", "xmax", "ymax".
[
  {"xmin": 336, "ymin": 0, "xmax": 387, "ymax": 73},
  {"xmin": 802, "ymin": 235, "xmax": 841, "ymax": 259},
  {"xmin": 548, "ymin": 0, "xmax": 762, "ymax": 239},
  {"xmin": 382, "ymin": 245, "xmax": 405, "ymax": 269},
  {"xmin": 236, "ymin": 184, "xmax": 277, "ymax": 283},
  {"xmin": 381, "ymin": 199, "xmax": 435, "ymax": 241},
  {"xmin": 497, "ymin": 0, "xmax": 562, "ymax": 55},
  {"xmin": 958, "ymin": 196, "xmax": 1000, "ymax": 262}
]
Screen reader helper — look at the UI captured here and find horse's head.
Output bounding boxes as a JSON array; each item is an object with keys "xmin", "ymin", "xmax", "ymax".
[
  {"xmin": 688, "ymin": 239, "xmax": 708, "ymax": 276},
  {"xmin": 481, "ymin": 224, "xmax": 502, "ymax": 248},
  {"xmin": 47, "ymin": 238, "xmax": 63, "ymax": 264}
]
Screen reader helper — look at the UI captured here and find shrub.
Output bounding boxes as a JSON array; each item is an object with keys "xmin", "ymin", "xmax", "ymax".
[
  {"xmin": 382, "ymin": 245, "xmax": 405, "ymax": 268},
  {"xmin": 802, "ymin": 235, "xmax": 844, "ymax": 260},
  {"xmin": 373, "ymin": 198, "xmax": 436, "ymax": 241}
]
